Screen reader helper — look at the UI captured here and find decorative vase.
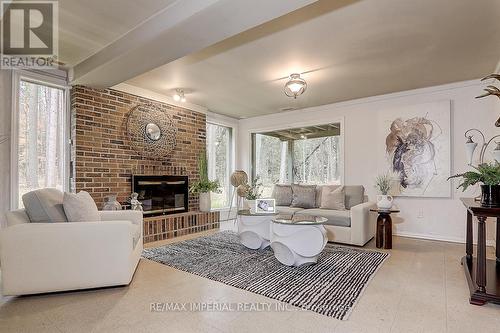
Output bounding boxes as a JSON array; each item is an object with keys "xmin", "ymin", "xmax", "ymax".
[
  {"xmin": 103, "ymin": 195, "xmax": 122, "ymax": 210},
  {"xmin": 480, "ymin": 185, "xmax": 500, "ymax": 208},
  {"xmin": 199, "ymin": 192, "xmax": 211, "ymax": 212},
  {"xmin": 377, "ymin": 195, "xmax": 393, "ymax": 210},
  {"xmin": 245, "ymin": 199, "xmax": 256, "ymax": 213}
]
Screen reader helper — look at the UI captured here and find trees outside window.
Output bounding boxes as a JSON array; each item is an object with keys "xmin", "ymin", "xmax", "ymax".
[
  {"xmin": 206, "ymin": 123, "xmax": 232, "ymax": 209},
  {"xmin": 15, "ymin": 78, "xmax": 68, "ymax": 207}
]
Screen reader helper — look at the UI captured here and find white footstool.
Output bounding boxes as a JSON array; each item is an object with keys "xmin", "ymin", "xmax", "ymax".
[
  {"xmin": 237, "ymin": 210, "xmax": 277, "ymax": 250},
  {"xmin": 270, "ymin": 215, "xmax": 328, "ymax": 266}
]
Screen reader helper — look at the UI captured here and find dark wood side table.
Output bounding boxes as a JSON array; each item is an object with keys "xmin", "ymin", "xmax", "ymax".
[
  {"xmin": 370, "ymin": 209, "xmax": 400, "ymax": 249},
  {"xmin": 460, "ymin": 198, "xmax": 500, "ymax": 305}
]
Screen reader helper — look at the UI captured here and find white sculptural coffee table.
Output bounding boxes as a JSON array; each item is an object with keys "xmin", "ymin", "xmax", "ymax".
[
  {"xmin": 237, "ymin": 210, "xmax": 277, "ymax": 250},
  {"xmin": 270, "ymin": 215, "xmax": 328, "ymax": 266}
]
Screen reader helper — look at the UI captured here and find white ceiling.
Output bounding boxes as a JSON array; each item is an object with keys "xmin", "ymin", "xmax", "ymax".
[
  {"xmin": 58, "ymin": 0, "xmax": 177, "ymax": 66},
  {"xmin": 123, "ymin": 0, "xmax": 500, "ymax": 118}
]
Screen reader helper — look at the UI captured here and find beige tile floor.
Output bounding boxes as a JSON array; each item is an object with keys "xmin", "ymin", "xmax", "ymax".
[{"xmin": 1, "ymin": 222, "xmax": 500, "ymax": 333}]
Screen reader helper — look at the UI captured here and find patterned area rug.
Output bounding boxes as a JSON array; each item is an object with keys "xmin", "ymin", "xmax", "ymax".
[{"xmin": 142, "ymin": 231, "xmax": 388, "ymax": 320}]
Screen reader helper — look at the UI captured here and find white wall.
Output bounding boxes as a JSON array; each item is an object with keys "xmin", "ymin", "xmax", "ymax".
[{"xmin": 237, "ymin": 79, "xmax": 500, "ymax": 244}]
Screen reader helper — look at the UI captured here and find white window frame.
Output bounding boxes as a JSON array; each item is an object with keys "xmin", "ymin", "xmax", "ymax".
[{"xmin": 10, "ymin": 70, "xmax": 70, "ymax": 210}]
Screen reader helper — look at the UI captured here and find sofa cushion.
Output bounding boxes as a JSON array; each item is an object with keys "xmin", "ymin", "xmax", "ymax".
[
  {"xmin": 344, "ymin": 185, "xmax": 365, "ymax": 209},
  {"xmin": 276, "ymin": 206, "xmax": 305, "ymax": 215},
  {"xmin": 272, "ymin": 184, "xmax": 293, "ymax": 206},
  {"xmin": 296, "ymin": 208, "xmax": 351, "ymax": 227},
  {"xmin": 22, "ymin": 188, "xmax": 68, "ymax": 223},
  {"xmin": 320, "ymin": 186, "xmax": 345, "ymax": 210},
  {"xmin": 63, "ymin": 191, "xmax": 100, "ymax": 222},
  {"xmin": 291, "ymin": 184, "xmax": 316, "ymax": 209}
]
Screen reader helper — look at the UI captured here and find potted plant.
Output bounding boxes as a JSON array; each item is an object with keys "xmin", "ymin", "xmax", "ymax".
[
  {"xmin": 242, "ymin": 176, "xmax": 263, "ymax": 213},
  {"xmin": 189, "ymin": 151, "xmax": 220, "ymax": 212},
  {"xmin": 375, "ymin": 173, "xmax": 394, "ymax": 210},
  {"xmin": 448, "ymin": 162, "xmax": 500, "ymax": 207}
]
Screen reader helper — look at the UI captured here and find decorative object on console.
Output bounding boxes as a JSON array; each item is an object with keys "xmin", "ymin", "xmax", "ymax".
[
  {"xmin": 375, "ymin": 173, "xmax": 394, "ymax": 210},
  {"xmin": 189, "ymin": 151, "xmax": 220, "ymax": 212},
  {"xmin": 378, "ymin": 100, "xmax": 451, "ymax": 198},
  {"xmin": 126, "ymin": 103, "xmax": 177, "ymax": 159},
  {"xmin": 284, "ymin": 73, "xmax": 307, "ymax": 99},
  {"xmin": 448, "ymin": 162, "xmax": 500, "ymax": 208},
  {"xmin": 475, "ymin": 73, "xmax": 500, "ymax": 127},
  {"xmin": 103, "ymin": 195, "xmax": 122, "ymax": 211},
  {"xmin": 130, "ymin": 192, "xmax": 143, "ymax": 211},
  {"xmin": 241, "ymin": 176, "xmax": 263, "ymax": 213}
]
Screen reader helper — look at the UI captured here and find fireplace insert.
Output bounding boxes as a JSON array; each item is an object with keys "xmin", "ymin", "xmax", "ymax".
[{"xmin": 132, "ymin": 175, "xmax": 188, "ymax": 216}]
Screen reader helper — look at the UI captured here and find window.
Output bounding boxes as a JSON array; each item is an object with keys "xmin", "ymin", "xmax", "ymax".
[
  {"xmin": 206, "ymin": 123, "xmax": 232, "ymax": 209},
  {"xmin": 252, "ymin": 123, "xmax": 342, "ymax": 195},
  {"xmin": 12, "ymin": 72, "xmax": 69, "ymax": 208}
]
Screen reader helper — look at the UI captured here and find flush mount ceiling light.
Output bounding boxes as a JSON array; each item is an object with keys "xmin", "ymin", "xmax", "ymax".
[
  {"xmin": 173, "ymin": 89, "xmax": 186, "ymax": 103},
  {"xmin": 284, "ymin": 73, "xmax": 307, "ymax": 99}
]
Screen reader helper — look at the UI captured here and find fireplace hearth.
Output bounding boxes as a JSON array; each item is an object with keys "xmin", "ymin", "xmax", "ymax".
[{"xmin": 132, "ymin": 175, "xmax": 189, "ymax": 216}]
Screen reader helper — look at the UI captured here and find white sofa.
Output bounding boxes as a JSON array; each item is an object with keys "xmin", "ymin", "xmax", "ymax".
[
  {"xmin": 275, "ymin": 185, "xmax": 376, "ymax": 246},
  {"xmin": 1, "ymin": 209, "xmax": 143, "ymax": 296}
]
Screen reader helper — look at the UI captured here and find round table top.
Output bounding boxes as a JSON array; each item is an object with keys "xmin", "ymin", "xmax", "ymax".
[
  {"xmin": 272, "ymin": 214, "xmax": 328, "ymax": 225},
  {"xmin": 370, "ymin": 208, "xmax": 400, "ymax": 214},
  {"xmin": 238, "ymin": 209, "xmax": 279, "ymax": 216}
]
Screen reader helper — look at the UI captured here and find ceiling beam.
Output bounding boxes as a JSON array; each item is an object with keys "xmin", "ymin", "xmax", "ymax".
[{"xmin": 70, "ymin": 0, "xmax": 318, "ymax": 87}]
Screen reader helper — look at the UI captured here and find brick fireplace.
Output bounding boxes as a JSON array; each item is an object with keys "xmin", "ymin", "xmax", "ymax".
[{"xmin": 71, "ymin": 86, "xmax": 219, "ymax": 242}]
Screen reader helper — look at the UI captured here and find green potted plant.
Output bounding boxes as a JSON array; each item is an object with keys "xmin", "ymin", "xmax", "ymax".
[
  {"xmin": 374, "ymin": 173, "xmax": 394, "ymax": 210},
  {"xmin": 448, "ymin": 162, "xmax": 500, "ymax": 207},
  {"xmin": 189, "ymin": 151, "xmax": 220, "ymax": 212},
  {"xmin": 241, "ymin": 176, "xmax": 263, "ymax": 213}
]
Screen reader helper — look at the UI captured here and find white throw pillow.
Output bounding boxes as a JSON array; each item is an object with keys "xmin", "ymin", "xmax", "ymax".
[
  {"xmin": 63, "ymin": 191, "xmax": 100, "ymax": 222},
  {"xmin": 320, "ymin": 185, "xmax": 346, "ymax": 210}
]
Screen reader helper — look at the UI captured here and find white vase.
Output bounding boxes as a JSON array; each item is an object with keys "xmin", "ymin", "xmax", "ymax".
[
  {"xmin": 377, "ymin": 195, "xmax": 393, "ymax": 210},
  {"xmin": 245, "ymin": 199, "xmax": 256, "ymax": 213},
  {"xmin": 199, "ymin": 192, "xmax": 211, "ymax": 212}
]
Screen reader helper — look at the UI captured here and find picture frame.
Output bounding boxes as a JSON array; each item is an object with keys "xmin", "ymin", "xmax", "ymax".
[{"xmin": 255, "ymin": 199, "xmax": 276, "ymax": 214}]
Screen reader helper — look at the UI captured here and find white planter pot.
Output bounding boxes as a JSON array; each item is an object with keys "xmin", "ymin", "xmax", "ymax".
[
  {"xmin": 377, "ymin": 195, "xmax": 393, "ymax": 210},
  {"xmin": 199, "ymin": 192, "xmax": 211, "ymax": 212},
  {"xmin": 245, "ymin": 199, "xmax": 256, "ymax": 213}
]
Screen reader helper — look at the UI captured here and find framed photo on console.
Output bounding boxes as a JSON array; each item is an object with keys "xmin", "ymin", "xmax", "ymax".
[{"xmin": 255, "ymin": 199, "xmax": 276, "ymax": 214}]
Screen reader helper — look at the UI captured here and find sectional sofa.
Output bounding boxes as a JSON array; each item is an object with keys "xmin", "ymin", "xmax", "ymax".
[{"xmin": 272, "ymin": 184, "xmax": 376, "ymax": 246}]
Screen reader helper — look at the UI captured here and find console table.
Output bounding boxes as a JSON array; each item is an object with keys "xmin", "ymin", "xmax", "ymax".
[{"xmin": 460, "ymin": 198, "xmax": 500, "ymax": 305}]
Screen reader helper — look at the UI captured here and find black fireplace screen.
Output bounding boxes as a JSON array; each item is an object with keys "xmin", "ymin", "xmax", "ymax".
[{"xmin": 132, "ymin": 175, "xmax": 188, "ymax": 216}]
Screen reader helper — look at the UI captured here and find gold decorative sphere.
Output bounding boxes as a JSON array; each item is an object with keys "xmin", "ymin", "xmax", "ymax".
[
  {"xmin": 230, "ymin": 170, "xmax": 248, "ymax": 187},
  {"xmin": 236, "ymin": 184, "xmax": 248, "ymax": 197}
]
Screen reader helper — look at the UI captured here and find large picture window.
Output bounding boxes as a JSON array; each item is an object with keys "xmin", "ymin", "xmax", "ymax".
[
  {"xmin": 252, "ymin": 123, "xmax": 342, "ymax": 197},
  {"xmin": 206, "ymin": 122, "xmax": 232, "ymax": 209},
  {"xmin": 12, "ymin": 73, "xmax": 69, "ymax": 208}
]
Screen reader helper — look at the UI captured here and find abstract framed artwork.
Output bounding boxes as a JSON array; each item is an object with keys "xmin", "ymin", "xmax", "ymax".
[{"xmin": 377, "ymin": 100, "xmax": 451, "ymax": 198}]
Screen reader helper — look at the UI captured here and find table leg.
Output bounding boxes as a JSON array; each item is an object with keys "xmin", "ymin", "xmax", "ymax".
[
  {"xmin": 466, "ymin": 211, "xmax": 473, "ymax": 261},
  {"xmin": 376, "ymin": 215, "xmax": 384, "ymax": 248},
  {"xmin": 384, "ymin": 214, "xmax": 392, "ymax": 249},
  {"xmin": 476, "ymin": 216, "xmax": 487, "ymax": 293},
  {"xmin": 496, "ymin": 217, "xmax": 500, "ymax": 264}
]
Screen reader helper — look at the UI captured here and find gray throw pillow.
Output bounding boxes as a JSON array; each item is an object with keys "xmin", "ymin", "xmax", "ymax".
[
  {"xmin": 291, "ymin": 184, "xmax": 316, "ymax": 209},
  {"xmin": 320, "ymin": 186, "xmax": 346, "ymax": 210},
  {"xmin": 344, "ymin": 185, "xmax": 365, "ymax": 209},
  {"xmin": 22, "ymin": 188, "xmax": 68, "ymax": 223},
  {"xmin": 63, "ymin": 191, "xmax": 100, "ymax": 222},
  {"xmin": 272, "ymin": 184, "xmax": 292, "ymax": 206}
]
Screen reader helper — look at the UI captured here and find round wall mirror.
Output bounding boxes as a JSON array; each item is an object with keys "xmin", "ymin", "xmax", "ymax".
[{"xmin": 145, "ymin": 123, "xmax": 161, "ymax": 141}]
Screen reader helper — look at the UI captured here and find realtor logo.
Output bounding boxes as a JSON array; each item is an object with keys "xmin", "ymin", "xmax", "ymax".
[{"xmin": 1, "ymin": 0, "xmax": 58, "ymax": 68}]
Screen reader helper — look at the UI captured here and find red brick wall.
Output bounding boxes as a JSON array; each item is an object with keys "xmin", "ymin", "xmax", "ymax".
[{"xmin": 71, "ymin": 85, "xmax": 205, "ymax": 210}]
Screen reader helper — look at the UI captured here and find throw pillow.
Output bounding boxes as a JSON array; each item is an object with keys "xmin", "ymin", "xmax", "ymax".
[
  {"xmin": 22, "ymin": 188, "xmax": 68, "ymax": 223},
  {"xmin": 63, "ymin": 191, "xmax": 100, "ymax": 222},
  {"xmin": 344, "ymin": 185, "xmax": 365, "ymax": 209},
  {"xmin": 320, "ymin": 186, "xmax": 346, "ymax": 210},
  {"xmin": 272, "ymin": 184, "xmax": 292, "ymax": 206},
  {"xmin": 291, "ymin": 184, "xmax": 316, "ymax": 209}
]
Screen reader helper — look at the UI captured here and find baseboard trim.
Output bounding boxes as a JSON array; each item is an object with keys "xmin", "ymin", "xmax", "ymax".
[{"xmin": 394, "ymin": 231, "xmax": 496, "ymax": 247}]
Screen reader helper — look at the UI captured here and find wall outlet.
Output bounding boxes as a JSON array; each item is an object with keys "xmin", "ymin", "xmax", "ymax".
[{"xmin": 417, "ymin": 209, "xmax": 424, "ymax": 219}]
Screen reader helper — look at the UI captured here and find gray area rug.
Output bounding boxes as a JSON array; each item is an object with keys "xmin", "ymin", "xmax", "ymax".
[{"xmin": 142, "ymin": 231, "xmax": 389, "ymax": 320}]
